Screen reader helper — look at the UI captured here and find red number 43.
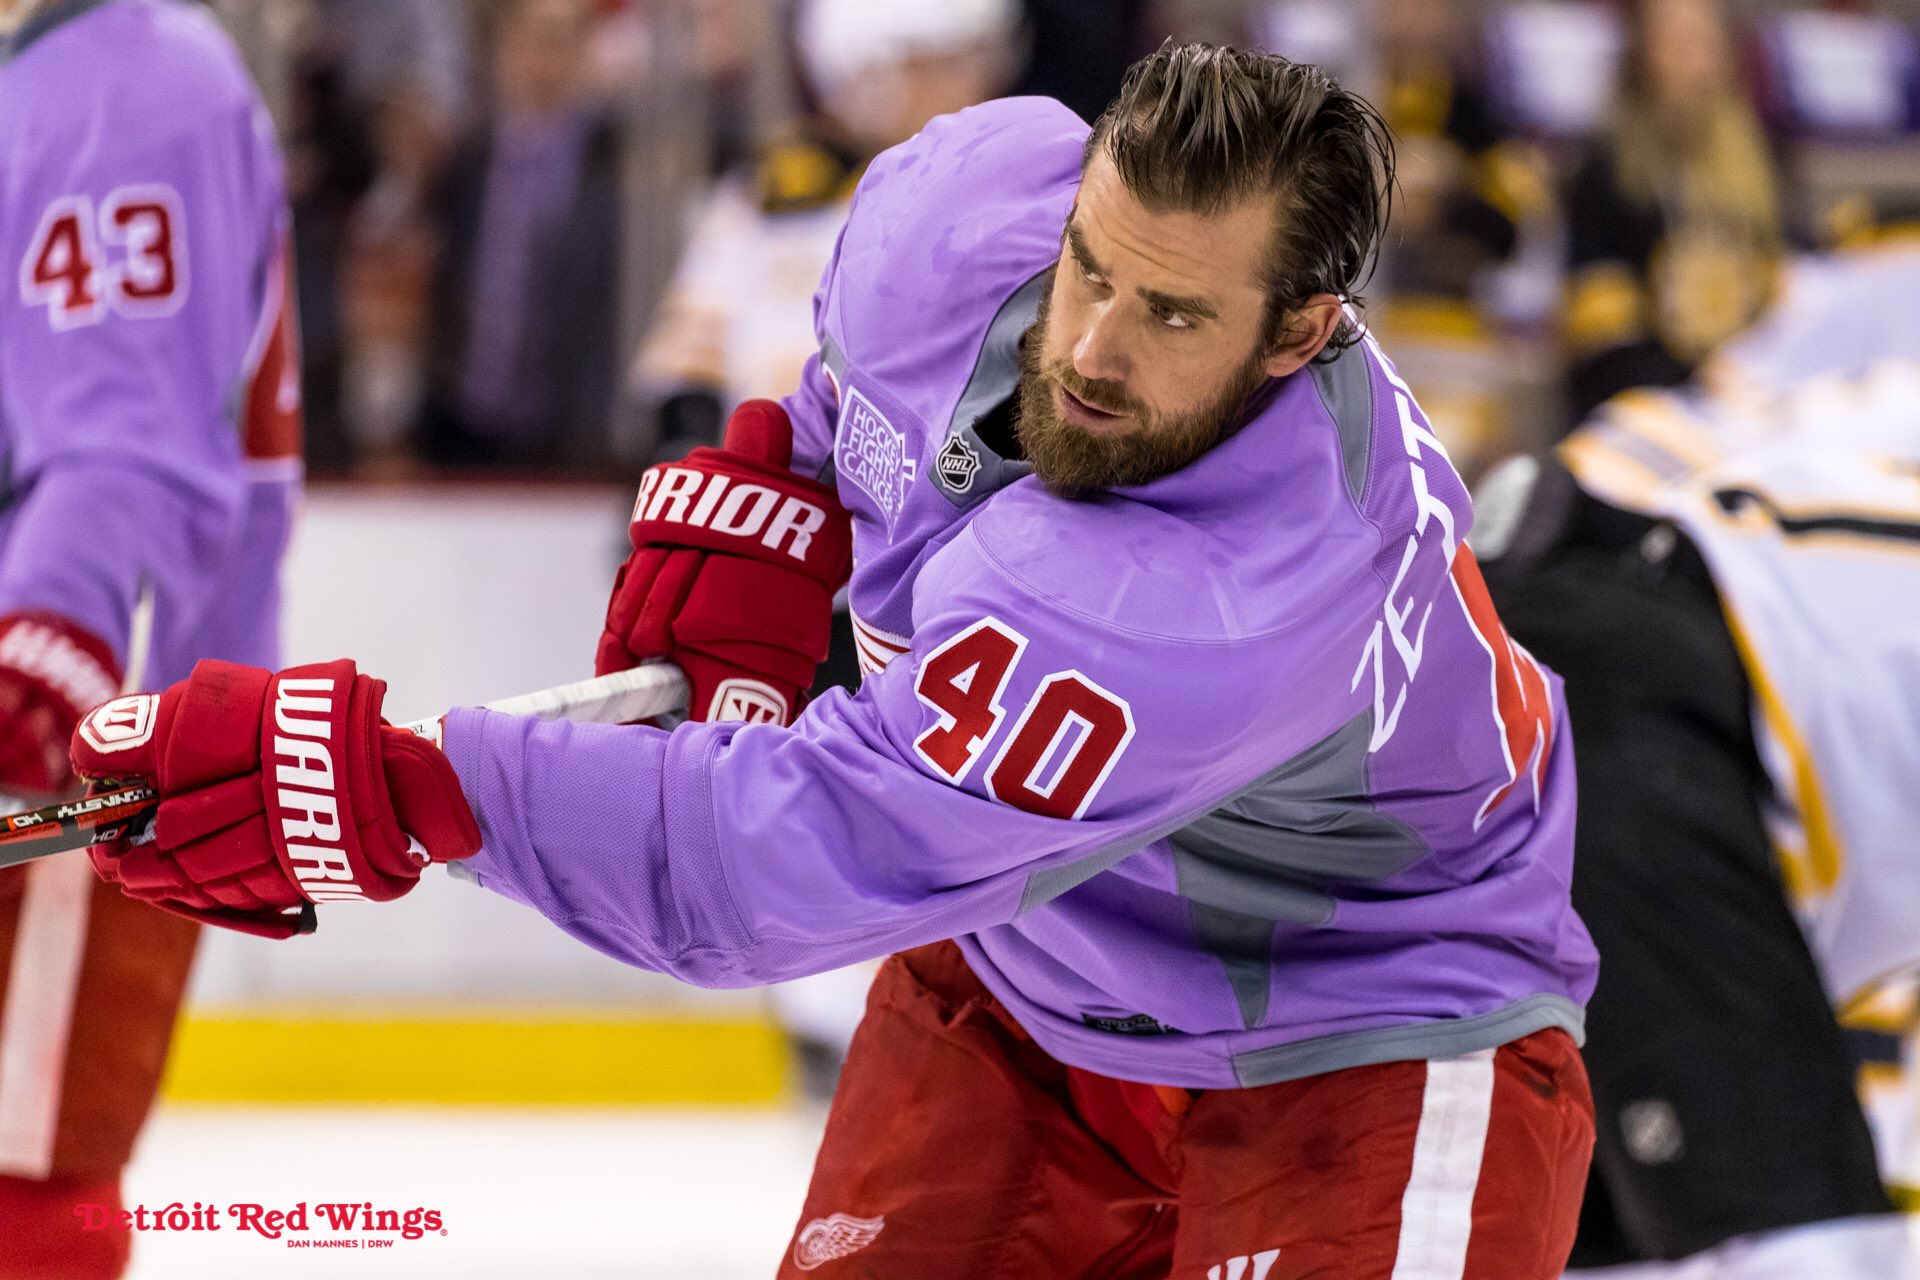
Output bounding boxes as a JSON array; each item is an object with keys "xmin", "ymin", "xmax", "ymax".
[
  {"xmin": 914, "ymin": 618, "xmax": 1136, "ymax": 820},
  {"xmin": 18, "ymin": 186, "xmax": 188, "ymax": 331}
]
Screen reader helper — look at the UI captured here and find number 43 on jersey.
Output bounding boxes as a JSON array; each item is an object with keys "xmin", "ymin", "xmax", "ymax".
[
  {"xmin": 18, "ymin": 185, "xmax": 188, "ymax": 330},
  {"xmin": 913, "ymin": 619, "xmax": 1136, "ymax": 820}
]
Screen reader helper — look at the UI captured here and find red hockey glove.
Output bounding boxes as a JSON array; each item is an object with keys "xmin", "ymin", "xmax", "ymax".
[
  {"xmin": 69, "ymin": 659, "xmax": 481, "ymax": 939},
  {"xmin": 0, "ymin": 611, "xmax": 121, "ymax": 797},
  {"xmin": 597, "ymin": 399, "xmax": 852, "ymax": 725}
]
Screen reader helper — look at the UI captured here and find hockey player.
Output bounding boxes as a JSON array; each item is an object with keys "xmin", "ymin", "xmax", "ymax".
[
  {"xmin": 1479, "ymin": 258, "xmax": 1920, "ymax": 1278},
  {"xmin": 71, "ymin": 46, "xmax": 1596, "ymax": 1276},
  {"xmin": 0, "ymin": 1, "xmax": 301, "ymax": 1275},
  {"xmin": 635, "ymin": 0, "xmax": 1019, "ymax": 453}
]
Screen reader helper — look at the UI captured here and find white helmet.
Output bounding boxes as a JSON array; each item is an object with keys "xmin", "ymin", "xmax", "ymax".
[{"xmin": 796, "ymin": 0, "xmax": 1020, "ymax": 97}]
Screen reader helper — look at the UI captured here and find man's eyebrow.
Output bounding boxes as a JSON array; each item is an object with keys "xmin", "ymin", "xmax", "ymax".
[
  {"xmin": 1140, "ymin": 286, "xmax": 1218, "ymax": 322},
  {"xmin": 1065, "ymin": 223, "xmax": 1102, "ymax": 273},
  {"xmin": 1065, "ymin": 222, "xmax": 1220, "ymax": 322}
]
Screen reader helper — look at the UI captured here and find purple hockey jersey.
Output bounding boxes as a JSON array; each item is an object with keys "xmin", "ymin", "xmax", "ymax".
[
  {"xmin": 451, "ymin": 98, "xmax": 1597, "ymax": 1088},
  {"xmin": 0, "ymin": 0, "xmax": 299, "ymax": 684}
]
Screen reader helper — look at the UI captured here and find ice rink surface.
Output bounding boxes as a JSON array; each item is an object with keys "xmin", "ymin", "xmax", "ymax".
[
  {"xmin": 124, "ymin": 1105, "xmax": 827, "ymax": 1278},
  {"xmin": 108, "ymin": 1100, "xmax": 1920, "ymax": 1277}
]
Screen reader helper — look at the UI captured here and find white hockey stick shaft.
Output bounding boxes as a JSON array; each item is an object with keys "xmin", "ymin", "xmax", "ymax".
[
  {"xmin": 398, "ymin": 661, "xmax": 689, "ymax": 736},
  {"xmin": 0, "ymin": 663, "xmax": 689, "ymax": 869}
]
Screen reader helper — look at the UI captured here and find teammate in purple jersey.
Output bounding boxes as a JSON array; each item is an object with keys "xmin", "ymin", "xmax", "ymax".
[
  {"xmin": 71, "ymin": 45, "xmax": 1596, "ymax": 1276},
  {"xmin": 0, "ymin": 0, "xmax": 301, "ymax": 1275}
]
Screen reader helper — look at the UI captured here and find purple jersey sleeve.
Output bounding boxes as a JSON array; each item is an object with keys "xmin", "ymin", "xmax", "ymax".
[
  {"xmin": 780, "ymin": 349, "xmax": 840, "ymax": 484},
  {"xmin": 445, "ymin": 489, "xmax": 1379, "ymax": 986},
  {"xmin": 779, "ymin": 195, "xmax": 856, "ymax": 481},
  {"xmin": 0, "ymin": 14, "xmax": 282, "ymax": 666}
]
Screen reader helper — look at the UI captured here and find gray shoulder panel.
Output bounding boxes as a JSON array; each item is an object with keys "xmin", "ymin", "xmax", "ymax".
[
  {"xmin": 932, "ymin": 269, "xmax": 1046, "ymax": 508},
  {"xmin": 1187, "ymin": 903, "xmax": 1276, "ymax": 1029},
  {"xmin": 4, "ymin": 0, "xmax": 116, "ymax": 63},
  {"xmin": 1169, "ymin": 710, "xmax": 1426, "ymax": 1028},
  {"xmin": 813, "ymin": 333, "xmax": 851, "ymax": 486},
  {"xmin": 1025, "ymin": 711, "xmax": 1430, "ymax": 1033},
  {"xmin": 1015, "ymin": 707, "xmax": 1405, "ymax": 916},
  {"xmin": 1017, "ymin": 785, "xmax": 1230, "ymax": 915},
  {"xmin": 1231, "ymin": 994, "xmax": 1587, "ymax": 1087},
  {"xmin": 1170, "ymin": 710, "xmax": 1427, "ymax": 911},
  {"xmin": 1308, "ymin": 343, "xmax": 1374, "ymax": 506},
  {"xmin": 819, "ymin": 331, "xmax": 849, "ymax": 386}
]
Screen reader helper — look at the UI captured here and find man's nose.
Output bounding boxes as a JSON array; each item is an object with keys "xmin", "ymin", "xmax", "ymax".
[{"xmin": 1071, "ymin": 305, "xmax": 1128, "ymax": 384}]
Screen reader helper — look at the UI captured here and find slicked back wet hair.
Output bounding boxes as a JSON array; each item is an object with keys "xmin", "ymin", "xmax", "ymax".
[{"xmin": 1084, "ymin": 42, "xmax": 1395, "ymax": 356}]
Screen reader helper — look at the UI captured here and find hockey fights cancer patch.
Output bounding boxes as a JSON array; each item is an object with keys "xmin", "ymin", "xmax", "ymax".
[
  {"xmin": 835, "ymin": 388, "xmax": 912, "ymax": 529},
  {"xmin": 78, "ymin": 693, "xmax": 157, "ymax": 754},
  {"xmin": 793, "ymin": 1213, "xmax": 885, "ymax": 1270}
]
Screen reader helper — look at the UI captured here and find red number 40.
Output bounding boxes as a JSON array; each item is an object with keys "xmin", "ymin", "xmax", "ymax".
[
  {"xmin": 914, "ymin": 618, "xmax": 1136, "ymax": 820},
  {"xmin": 18, "ymin": 186, "xmax": 188, "ymax": 331}
]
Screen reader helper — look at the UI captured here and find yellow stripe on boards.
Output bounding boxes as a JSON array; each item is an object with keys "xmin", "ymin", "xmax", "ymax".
[{"xmin": 159, "ymin": 1010, "xmax": 792, "ymax": 1105}]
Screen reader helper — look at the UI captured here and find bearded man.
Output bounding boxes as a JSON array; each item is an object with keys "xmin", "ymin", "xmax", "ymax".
[{"xmin": 74, "ymin": 44, "xmax": 1596, "ymax": 1278}]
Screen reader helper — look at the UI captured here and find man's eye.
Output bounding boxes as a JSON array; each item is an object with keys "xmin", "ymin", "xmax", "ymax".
[
  {"xmin": 1154, "ymin": 306, "xmax": 1193, "ymax": 330},
  {"xmin": 1078, "ymin": 265, "xmax": 1108, "ymax": 288}
]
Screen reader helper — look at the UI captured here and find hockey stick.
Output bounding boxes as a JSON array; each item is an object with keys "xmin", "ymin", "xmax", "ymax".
[{"xmin": 0, "ymin": 662, "xmax": 689, "ymax": 871}]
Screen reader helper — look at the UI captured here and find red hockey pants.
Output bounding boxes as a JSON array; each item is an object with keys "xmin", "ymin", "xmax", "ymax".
[{"xmin": 779, "ymin": 941, "xmax": 1593, "ymax": 1279}]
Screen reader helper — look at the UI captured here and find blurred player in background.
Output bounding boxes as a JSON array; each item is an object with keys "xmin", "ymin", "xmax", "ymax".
[
  {"xmin": 71, "ymin": 45, "xmax": 1598, "ymax": 1276},
  {"xmin": 635, "ymin": 0, "xmax": 1021, "ymax": 460},
  {"xmin": 634, "ymin": 0, "xmax": 1022, "ymax": 1091},
  {"xmin": 1480, "ymin": 248, "xmax": 1920, "ymax": 1277},
  {"xmin": 0, "ymin": 0, "xmax": 301, "ymax": 1275}
]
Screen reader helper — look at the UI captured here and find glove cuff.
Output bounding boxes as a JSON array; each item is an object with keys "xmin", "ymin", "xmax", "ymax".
[
  {"xmin": 381, "ymin": 727, "xmax": 482, "ymax": 864},
  {"xmin": 258, "ymin": 660, "xmax": 419, "ymax": 903}
]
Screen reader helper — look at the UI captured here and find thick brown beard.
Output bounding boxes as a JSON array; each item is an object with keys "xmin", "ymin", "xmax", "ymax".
[{"xmin": 1015, "ymin": 290, "xmax": 1271, "ymax": 500}]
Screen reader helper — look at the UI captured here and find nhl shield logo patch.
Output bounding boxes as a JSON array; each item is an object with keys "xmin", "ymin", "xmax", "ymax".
[
  {"xmin": 934, "ymin": 433, "xmax": 982, "ymax": 495},
  {"xmin": 793, "ymin": 1212, "xmax": 885, "ymax": 1270},
  {"xmin": 78, "ymin": 694, "xmax": 157, "ymax": 754},
  {"xmin": 708, "ymin": 678, "xmax": 788, "ymax": 725}
]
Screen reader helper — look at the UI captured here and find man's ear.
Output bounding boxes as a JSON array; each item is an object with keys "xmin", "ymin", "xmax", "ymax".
[{"xmin": 1261, "ymin": 294, "xmax": 1345, "ymax": 378}]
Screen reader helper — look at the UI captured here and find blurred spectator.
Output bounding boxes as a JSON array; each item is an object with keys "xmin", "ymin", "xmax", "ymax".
[
  {"xmin": 1561, "ymin": 0, "xmax": 1783, "ymax": 424},
  {"xmin": 339, "ymin": 75, "xmax": 462, "ymax": 463},
  {"xmin": 796, "ymin": 0, "xmax": 1020, "ymax": 160},
  {"xmin": 1377, "ymin": 0, "xmax": 1545, "ymax": 301},
  {"xmin": 633, "ymin": 0, "xmax": 1020, "ymax": 461},
  {"xmin": 1367, "ymin": 0, "xmax": 1557, "ymax": 475},
  {"xmin": 689, "ymin": 0, "xmax": 763, "ymax": 178},
  {"xmin": 417, "ymin": 0, "xmax": 624, "ymax": 472},
  {"xmin": 285, "ymin": 8, "xmax": 379, "ymax": 475},
  {"xmin": 284, "ymin": 0, "xmax": 473, "ymax": 475}
]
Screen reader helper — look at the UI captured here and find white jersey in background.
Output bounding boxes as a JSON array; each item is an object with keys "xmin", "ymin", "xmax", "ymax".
[{"xmin": 1564, "ymin": 335, "xmax": 1920, "ymax": 1010}]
